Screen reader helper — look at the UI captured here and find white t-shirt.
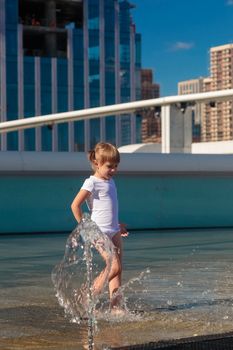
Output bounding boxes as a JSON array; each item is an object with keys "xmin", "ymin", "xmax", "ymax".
[{"xmin": 81, "ymin": 175, "xmax": 119, "ymax": 235}]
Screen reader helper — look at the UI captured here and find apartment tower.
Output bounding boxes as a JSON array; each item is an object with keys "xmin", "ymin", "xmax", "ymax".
[
  {"xmin": 140, "ymin": 69, "xmax": 160, "ymax": 143},
  {"xmin": 203, "ymin": 44, "xmax": 233, "ymax": 142}
]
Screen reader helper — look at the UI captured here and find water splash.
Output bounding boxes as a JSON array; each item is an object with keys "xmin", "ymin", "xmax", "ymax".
[
  {"xmin": 51, "ymin": 214, "xmax": 116, "ymax": 348},
  {"xmin": 51, "ymin": 214, "xmax": 150, "ymax": 348},
  {"xmin": 52, "ymin": 215, "xmax": 113, "ymax": 310}
]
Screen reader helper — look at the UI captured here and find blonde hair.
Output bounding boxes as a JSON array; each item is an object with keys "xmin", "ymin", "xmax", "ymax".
[{"xmin": 88, "ymin": 142, "xmax": 120, "ymax": 170}]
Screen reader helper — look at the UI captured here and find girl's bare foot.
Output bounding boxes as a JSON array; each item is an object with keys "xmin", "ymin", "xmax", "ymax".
[
  {"xmin": 110, "ymin": 292, "xmax": 122, "ymax": 309},
  {"xmin": 111, "ymin": 307, "xmax": 125, "ymax": 316}
]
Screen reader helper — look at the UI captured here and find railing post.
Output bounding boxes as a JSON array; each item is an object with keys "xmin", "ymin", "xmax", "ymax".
[{"xmin": 161, "ymin": 104, "xmax": 192, "ymax": 153}]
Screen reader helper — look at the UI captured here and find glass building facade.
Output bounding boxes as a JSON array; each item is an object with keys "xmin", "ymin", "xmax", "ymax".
[{"xmin": 0, "ymin": 0, "xmax": 141, "ymax": 152}]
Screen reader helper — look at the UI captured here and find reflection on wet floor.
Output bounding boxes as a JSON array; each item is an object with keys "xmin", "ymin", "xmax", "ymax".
[
  {"xmin": 2, "ymin": 301, "xmax": 233, "ymax": 349},
  {"xmin": 1, "ymin": 229, "xmax": 233, "ymax": 349}
]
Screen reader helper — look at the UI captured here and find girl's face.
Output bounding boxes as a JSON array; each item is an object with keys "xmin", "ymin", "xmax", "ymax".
[{"xmin": 95, "ymin": 160, "xmax": 118, "ymax": 180}]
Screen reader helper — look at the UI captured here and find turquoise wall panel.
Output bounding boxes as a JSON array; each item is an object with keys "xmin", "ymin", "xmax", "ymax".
[
  {"xmin": 117, "ymin": 175, "xmax": 233, "ymax": 229},
  {"xmin": 1, "ymin": 174, "xmax": 233, "ymax": 233},
  {"xmin": 0, "ymin": 175, "xmax": 85, "ymax": 233}
]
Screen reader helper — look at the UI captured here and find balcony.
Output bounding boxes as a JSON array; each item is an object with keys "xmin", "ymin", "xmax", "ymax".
[{"xmin": 19, "ymin": 0, "xmax": 83, "ymax": 58}]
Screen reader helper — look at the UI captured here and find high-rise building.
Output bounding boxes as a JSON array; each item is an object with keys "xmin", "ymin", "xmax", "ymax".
[
  {"xmin": 204, "ymin": 44, "xmax": 233, "ymax": 141},
  {"xmin": 0, "ymin": 0, "xmax": 141, "ymax": 152},
  {"xmin": 178, "ymin": 44, "xmax": 233, "ymax": 143},
  {"xmin": 140, "ymin": 68, "xmax": 160, "ymax": 143},
  {"xmin": 200, "ymin": 77, "xmax": 213, "ymax": 142}
]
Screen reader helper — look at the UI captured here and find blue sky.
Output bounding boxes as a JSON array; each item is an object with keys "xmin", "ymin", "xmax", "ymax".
[{"xmin": 132, "ymin": 0, "xmax": 233, "ymax": 96}]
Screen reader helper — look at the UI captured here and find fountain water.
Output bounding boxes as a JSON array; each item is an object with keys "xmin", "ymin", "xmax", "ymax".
[
  {"xmin": 52, "ymin": 214, "xmax": 151, "ymax": 349},
  {"xmin": 4, "ymin": 224, "xmax": 233, "ymax": 349},
  {"xmin": 51, "ymin": 213, "xmax": 115, "ymax": 348}
]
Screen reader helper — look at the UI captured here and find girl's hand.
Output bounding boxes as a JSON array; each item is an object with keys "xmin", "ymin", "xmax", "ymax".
[{"xmin": 119, "ymin": 223, "xmax": 129, "ymax": 237}]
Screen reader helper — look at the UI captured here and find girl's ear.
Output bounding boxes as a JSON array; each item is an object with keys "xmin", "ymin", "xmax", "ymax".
[{"xmin": 93, "ymin": 159, "xmax": 99, "ymax": 168}]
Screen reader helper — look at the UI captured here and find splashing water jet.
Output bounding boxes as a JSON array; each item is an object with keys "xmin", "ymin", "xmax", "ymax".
[
  {"xmin": 52, "ymin": 213, "xmax": 115, "ymax": 349},
  {"xmin": 52, "ymin": 214, "xmax": 151, "ymax": 349}
]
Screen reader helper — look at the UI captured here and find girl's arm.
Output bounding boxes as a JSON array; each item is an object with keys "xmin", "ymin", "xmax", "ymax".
[{"xmin": 71, "ymin": 189, "xmax": 90, "ymax": 223}]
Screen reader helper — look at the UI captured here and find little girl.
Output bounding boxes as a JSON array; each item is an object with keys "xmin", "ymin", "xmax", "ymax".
[{"xmin": 71, "ymin": 142, "xmax": 128, "ymax": 310}]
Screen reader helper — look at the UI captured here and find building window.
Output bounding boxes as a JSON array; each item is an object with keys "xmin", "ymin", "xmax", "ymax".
[{"xmin": 19, "ymin": 0, "xmax": 83, "ymax": 58}]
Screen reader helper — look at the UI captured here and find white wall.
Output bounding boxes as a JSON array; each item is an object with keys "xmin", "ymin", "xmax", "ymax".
[
  {"xmin": 1, "ymin": 151, "xmax": 233, "ymax": 173},
  {"xmin": 192, "ymin": 140, "xmax": 233, "ymax": 154}
]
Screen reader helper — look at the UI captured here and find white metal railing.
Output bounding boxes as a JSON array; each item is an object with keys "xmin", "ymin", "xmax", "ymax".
[
  {"xmin": 0, "ymin": 89, "xmax": 233, "ymax": 153},
  {"xmin": 0, "ymin": 89, "xmax": 233, "ymax": 133}
]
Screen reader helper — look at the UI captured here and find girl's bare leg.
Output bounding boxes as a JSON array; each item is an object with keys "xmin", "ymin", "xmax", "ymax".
[
  {"xmin": 109, "ymin": 232, "xmax": 123, "ymax": 309},
  {"xmin": 92, "ymin": 236, "xmax": 121, "ymax": 295},
  {"xmin": 90, "ymin": 233, "xmax": 122, "ymax": 310},
  {"xmin": 92, "ymin": 245, "xmax": 112, "ymax": 295}
]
